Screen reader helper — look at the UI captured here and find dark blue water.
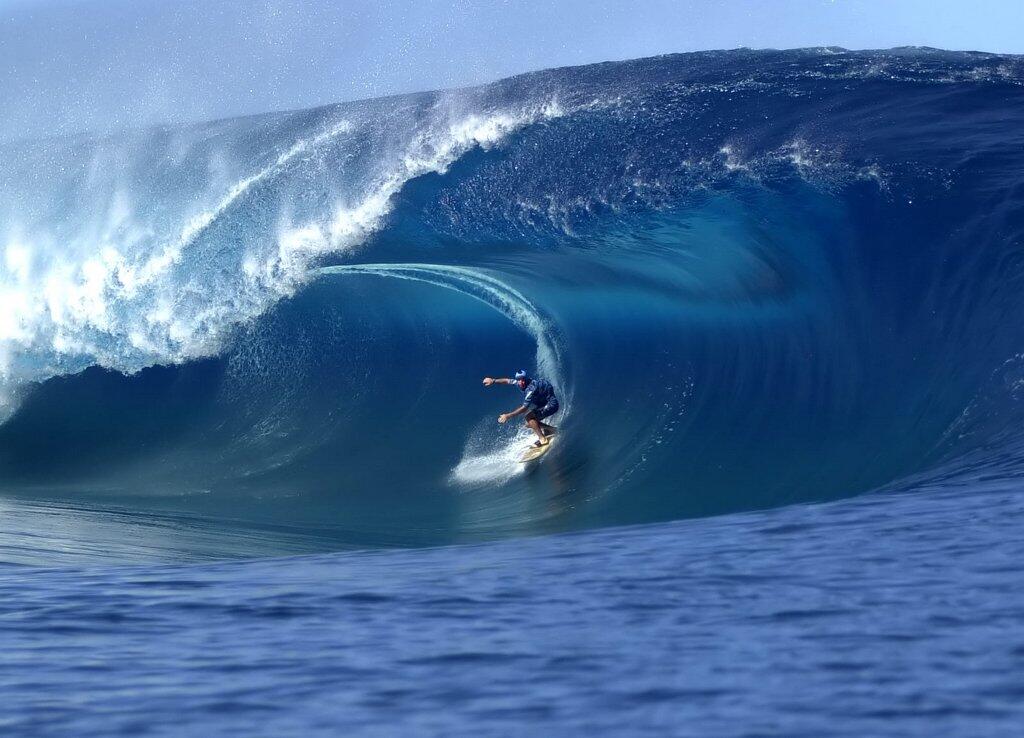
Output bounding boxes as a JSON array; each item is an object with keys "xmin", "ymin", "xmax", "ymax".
[{"xmin": 2, "ymin": 47, "xmax": 1024, "ymax": 734}]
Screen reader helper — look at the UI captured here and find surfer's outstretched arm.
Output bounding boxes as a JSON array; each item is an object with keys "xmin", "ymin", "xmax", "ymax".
[{"xmin": 482, "ymin": 377, "xmax": 513, "ymax": 386}]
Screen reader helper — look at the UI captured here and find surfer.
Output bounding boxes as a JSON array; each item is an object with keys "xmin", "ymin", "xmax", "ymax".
[{"xmin": 482, "ymin": 370, "xmax": 559, "ymax": 447}]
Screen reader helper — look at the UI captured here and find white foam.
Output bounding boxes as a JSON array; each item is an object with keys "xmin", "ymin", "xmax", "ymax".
[
  {"xmin": 449, "ymin": 425, "xmax": 531, "ymax": 486},
  {"xmin": 262, "ymin": 100, "xmax": 566, "ymax": 284},
  {"xmin": 0, "ymin": 99, "xmax": 567, "ymax": 421},
  {"xmin": 719, "ymin": 144, "xmax": 749, "ymax": 172}
]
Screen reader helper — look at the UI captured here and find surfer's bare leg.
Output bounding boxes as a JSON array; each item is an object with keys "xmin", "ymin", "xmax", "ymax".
[{"xmin": 525, "ymin": 417, "xmax": 548, "ymax": 445}]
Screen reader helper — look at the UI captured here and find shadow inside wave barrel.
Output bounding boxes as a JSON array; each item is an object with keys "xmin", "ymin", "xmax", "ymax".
[
  {"xmin": 1, "ymin": 182, "xmax": 1012, "ymax": 552},
  {"xmin": 0, "ymin": 274, "xmax": 579, "ymax": 547}
]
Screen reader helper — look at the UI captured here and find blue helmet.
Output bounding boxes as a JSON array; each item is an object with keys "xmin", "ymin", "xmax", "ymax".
[{"xmin": 514, "ymin": 370, "xmax": 530, "ymax": 383}]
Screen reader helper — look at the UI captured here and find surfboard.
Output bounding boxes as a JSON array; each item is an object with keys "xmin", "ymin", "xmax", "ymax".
[{"xmin": 519, "ymin": 433, "xmax": 557, "ymax": 463}]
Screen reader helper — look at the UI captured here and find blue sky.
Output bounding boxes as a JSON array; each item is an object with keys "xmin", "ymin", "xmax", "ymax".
[{"xmin": 1, "ymin": 0, "xmax": 1021, "ymax": 140}]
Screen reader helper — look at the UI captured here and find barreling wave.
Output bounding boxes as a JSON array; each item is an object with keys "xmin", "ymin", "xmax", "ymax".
[
  {"xmin": 318, "ymin": 262, "xmax": 570, "ymax": 488},
  {"xmin": 1, "ymin": 47, "xmax": 1023, "ymax": 552},
  {"xmin": 0, "ymin": 93, "xmax": 567, "ymax": 417}
]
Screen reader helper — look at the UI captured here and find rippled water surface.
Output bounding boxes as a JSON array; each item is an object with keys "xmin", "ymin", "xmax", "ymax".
[{"xmin": 5, "ymin": 479, "xmax": 1024, "ymax": 737}]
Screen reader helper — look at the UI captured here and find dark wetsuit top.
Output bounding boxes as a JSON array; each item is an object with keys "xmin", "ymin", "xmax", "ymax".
[
  {"xmin": 521, "ymin": 379, "xmax": 555, "ymax": 409},
  {"xmin": 516, "ymin": 377, "xmax": 559, "ymax": 420}
]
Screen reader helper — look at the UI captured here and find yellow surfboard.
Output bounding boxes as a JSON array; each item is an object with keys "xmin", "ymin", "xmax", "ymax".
[{"xmin": 519, "ymin": 434, "xmax": 557, "ymax": 463}]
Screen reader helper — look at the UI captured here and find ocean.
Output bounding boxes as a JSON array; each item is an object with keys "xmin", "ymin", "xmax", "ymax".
[{"xmin": 2, "ymin": 47, "xmax": 1023, "ymax": 735}]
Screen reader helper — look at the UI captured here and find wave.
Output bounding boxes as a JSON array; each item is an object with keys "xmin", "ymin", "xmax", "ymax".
[
  {"xmin": 0, "ymin": 94, "xmax": 567, "ymax": 418},
  {"xmin": 2, "ymin": 48, "xmax": 1023, "ymax": 550}
]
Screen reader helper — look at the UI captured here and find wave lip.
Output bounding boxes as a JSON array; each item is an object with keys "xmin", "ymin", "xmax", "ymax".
[{"xmin": 0, "ymin": 97, "xmax": 566, "ymax": 419}]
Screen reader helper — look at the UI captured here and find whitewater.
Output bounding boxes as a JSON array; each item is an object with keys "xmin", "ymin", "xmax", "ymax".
[{"xmin": 3, "ymin": 48, "xmax": 1024, "ymax": 736}]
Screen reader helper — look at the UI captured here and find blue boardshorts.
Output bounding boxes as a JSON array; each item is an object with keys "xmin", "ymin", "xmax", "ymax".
[{"xmin": 526, "ymin": 398, "xmax": 559, "ymax": 422}]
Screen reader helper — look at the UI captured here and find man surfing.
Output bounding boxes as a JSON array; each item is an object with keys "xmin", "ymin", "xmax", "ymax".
[{"xmin": 482, "ymin": 370, "xmax": 559, "ymax": 447}]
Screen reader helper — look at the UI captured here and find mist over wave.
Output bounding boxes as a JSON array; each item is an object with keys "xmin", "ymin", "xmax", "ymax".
[{"xmin": 2, "ymin": 47, "xmax": 1023, "ymax": 552}]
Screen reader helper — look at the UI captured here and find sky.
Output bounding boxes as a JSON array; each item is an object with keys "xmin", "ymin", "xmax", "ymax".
[{"xmin": 1, "ymin": 0, "xmax": 1022, "ymax": 141}]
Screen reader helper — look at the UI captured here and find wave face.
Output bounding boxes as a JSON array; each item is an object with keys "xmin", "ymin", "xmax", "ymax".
[{"xmin": 2, "ymin": 48, "xmax": 1023, "ymax": 550}]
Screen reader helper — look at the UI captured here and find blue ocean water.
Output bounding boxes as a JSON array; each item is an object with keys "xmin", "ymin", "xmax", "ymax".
[
  {"xmin": 2, "ymin": 48, "xmax": 1024, "ymax": 734},
  {"xmin": 4, "ymin": 476, "xmax": 1024, "ymax": 736}
]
